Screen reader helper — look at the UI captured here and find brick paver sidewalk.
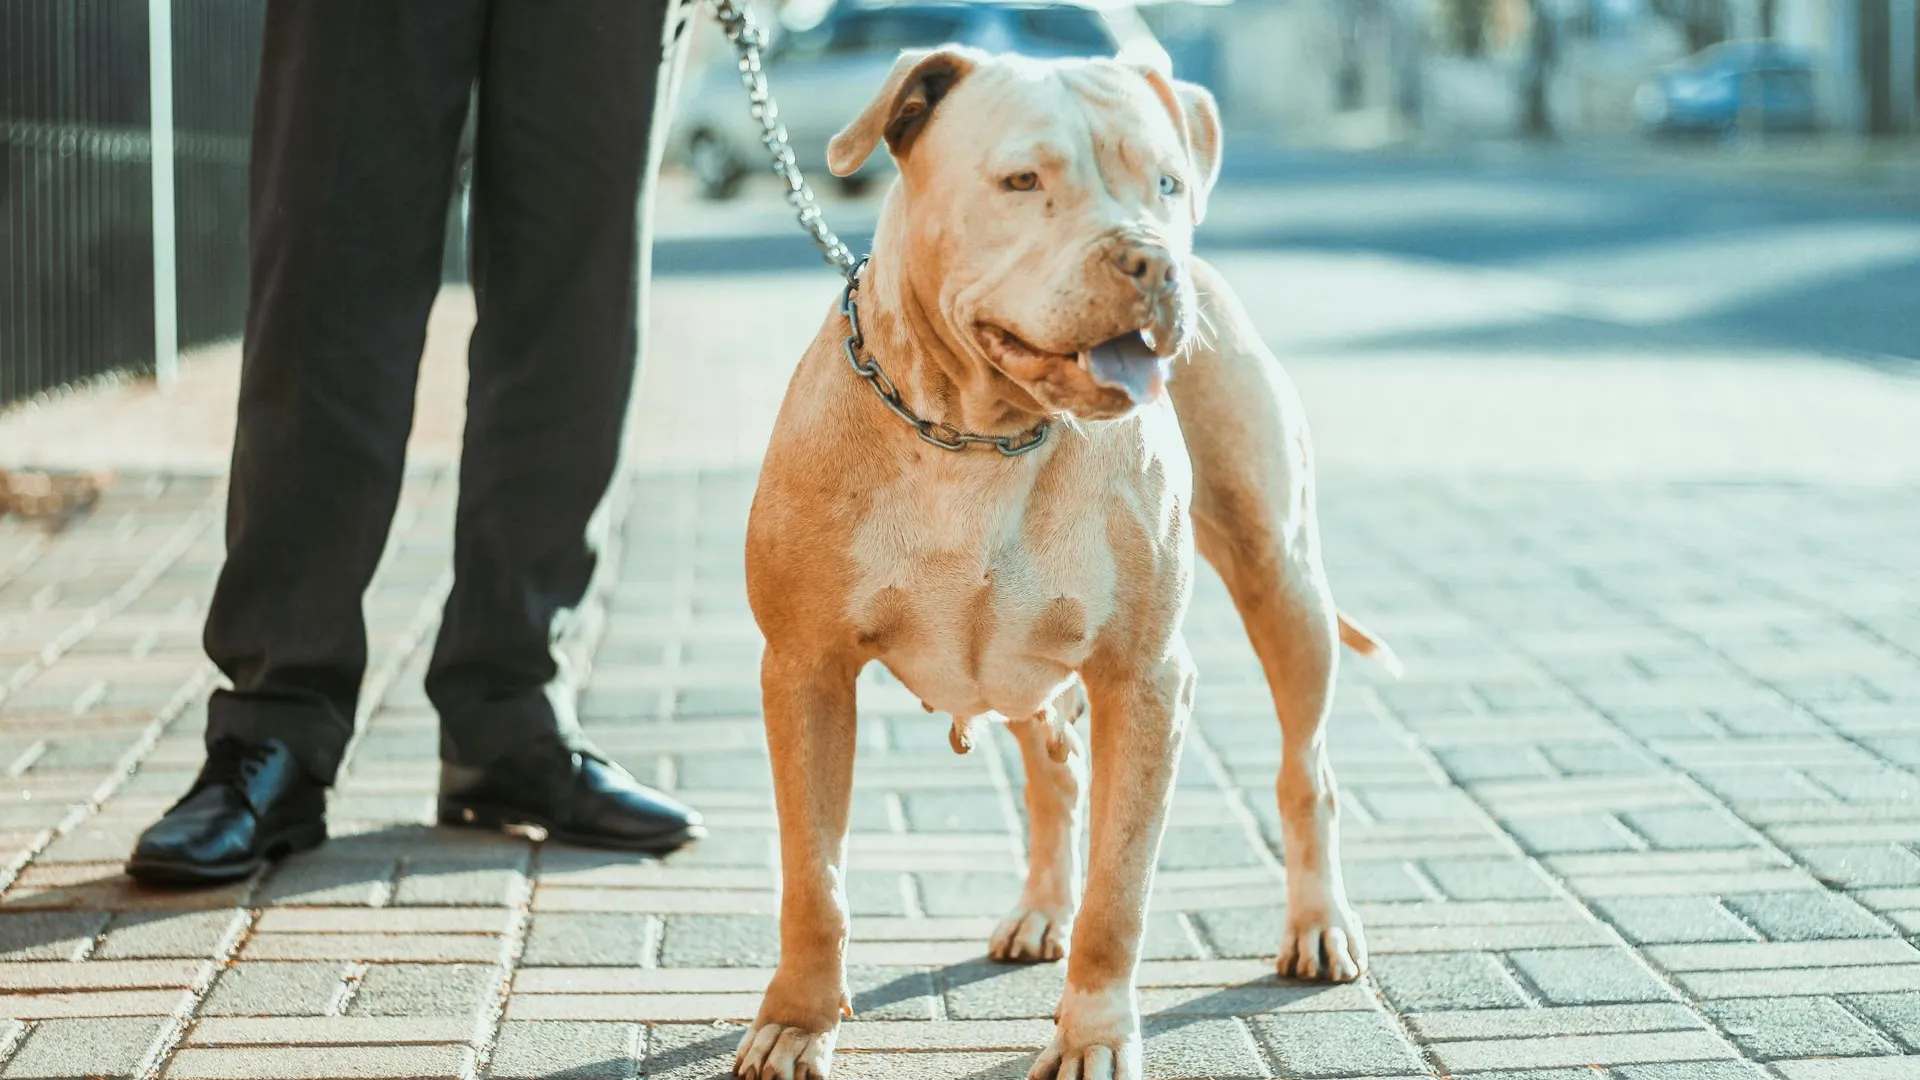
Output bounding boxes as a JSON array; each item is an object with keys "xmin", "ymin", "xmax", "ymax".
[{"xmin": 1, "ymin": 463, "xmax": 1917, "ymax": 1079}]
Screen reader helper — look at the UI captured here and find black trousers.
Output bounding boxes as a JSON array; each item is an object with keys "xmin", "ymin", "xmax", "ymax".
[{"xmin": 205, "ymin": 0, "xmax": 694, "ymax": 784}]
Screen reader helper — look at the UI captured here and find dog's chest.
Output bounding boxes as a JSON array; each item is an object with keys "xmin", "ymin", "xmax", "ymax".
[{"xmin": 848, "ymin": 462, "xmax": 1117, "ymax": 721}]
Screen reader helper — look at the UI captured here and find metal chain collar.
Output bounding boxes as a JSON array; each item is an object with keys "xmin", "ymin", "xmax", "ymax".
[
  {"xmin": 704, "ymin": 0, "xmax": 1051, "ymax": 457},
  {"xmin": 839, "ymin": 258, "xmax": 1051, "ymax": 456}
]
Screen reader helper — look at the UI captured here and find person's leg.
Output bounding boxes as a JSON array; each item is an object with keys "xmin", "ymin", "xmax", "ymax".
[
  {"xmin": 131, "ymin": 0, "xmax": 490, "ymax": 885},
  {"xmin": 203, "ymin": 0, "xmax": 488, "ymax": 785},
  {"xmin": 426, "ymin": 0, "xmax": 691, "ymax": 766}
]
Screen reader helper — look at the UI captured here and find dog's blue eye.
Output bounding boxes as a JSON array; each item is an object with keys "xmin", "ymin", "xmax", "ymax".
[{"xmin": 1158, "ymin": 174, "xmax": 1184, "ymax": 198}]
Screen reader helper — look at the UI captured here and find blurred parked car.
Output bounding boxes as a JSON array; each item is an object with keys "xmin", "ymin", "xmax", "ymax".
[
  {"xmin": 1634, "ymin": 41, "xmax": 1821, "ymax": 138},
  {"xmin": 674, "ymin": 0, "xmax": 1155, "ymax": 200}
]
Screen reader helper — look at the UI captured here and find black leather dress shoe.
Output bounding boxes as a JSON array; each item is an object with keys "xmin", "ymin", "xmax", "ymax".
[
  {"xmin": 439, "ymin": 746, "xmax": 705, "ymax": 854},
  {"xmin": 126, "ymin": 738, "xmax": 327, "ymax": 886}
]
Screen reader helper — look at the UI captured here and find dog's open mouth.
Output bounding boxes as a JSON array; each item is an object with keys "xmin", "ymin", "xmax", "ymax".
[
  {"xmin": 1077, "ymin": 330, "xmax": 1170, "ymax": 403},
  {"xmin": 982, "ymin": 325, "xmax": 1172, "ymax": 405}
]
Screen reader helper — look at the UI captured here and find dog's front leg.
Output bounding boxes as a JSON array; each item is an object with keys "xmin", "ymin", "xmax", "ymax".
[
  {"xmin": 736, "ymin": 648, "xmax": 860, "ymax": 1080},
  {"xmin": 1031, "ymin": 648, "xmax": 1196, "ymax": 1080}
]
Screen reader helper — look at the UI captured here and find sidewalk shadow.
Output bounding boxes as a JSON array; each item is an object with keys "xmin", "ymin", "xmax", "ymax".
[{"xmin": 0, "ymin": 823, "xmax": 645, "ymax": 958}]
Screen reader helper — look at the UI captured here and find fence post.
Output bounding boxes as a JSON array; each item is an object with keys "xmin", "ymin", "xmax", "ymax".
[
  {"xmin": 149, "ymin": 0, "xmax": 179, "ymax": 388},
  {"xmin": 1894, "ymin": 0, "xmax": 1918, "ymax": 134}
]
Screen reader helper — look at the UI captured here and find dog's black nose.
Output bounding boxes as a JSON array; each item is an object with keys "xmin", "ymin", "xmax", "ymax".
[{"xmin": 1113, "ymin": 244, "xmax": 1176, "ymax": 289}]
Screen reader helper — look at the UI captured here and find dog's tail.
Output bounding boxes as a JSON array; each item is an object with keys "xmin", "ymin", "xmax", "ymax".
[{"xmin": 1338, "ymin": 612, "xmax": 1403, "ymax": 679}]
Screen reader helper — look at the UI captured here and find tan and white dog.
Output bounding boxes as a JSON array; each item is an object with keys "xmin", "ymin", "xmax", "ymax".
[{"xmin": 737, "ymin": 46, "xmax": 1396, "ymax": 1080}]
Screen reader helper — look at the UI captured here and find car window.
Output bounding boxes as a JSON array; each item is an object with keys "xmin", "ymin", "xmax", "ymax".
[
  {"xmin": 1010, "ymin": 6, "xmax": 1116, "ymax": 56},
  {"xmin": 768, "ymin": 24, "xmax": 835, "ymax": 64},
  {"xmin": 1758, "ymin": 68, "xmax": 1813, "ymax": 97},
  {"xmin": 826, "ymin": 8, "xmax": 973, "ymax": 54}
]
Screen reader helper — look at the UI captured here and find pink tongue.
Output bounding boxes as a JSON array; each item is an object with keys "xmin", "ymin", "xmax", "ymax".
[{"xmin": 1083, "ymin": 332, "xmax": 1168, "ymax": 402}]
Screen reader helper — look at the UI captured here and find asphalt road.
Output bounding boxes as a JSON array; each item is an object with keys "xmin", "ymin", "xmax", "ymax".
[{"xmin": 653, "ymin": 140, "xmax": 1920, "ymax": 367}]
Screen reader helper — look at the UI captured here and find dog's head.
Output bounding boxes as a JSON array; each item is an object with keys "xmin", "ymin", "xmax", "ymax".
[{"xmin": 829, "ymin": 49, "xmax": 1222, "ymax": 422}]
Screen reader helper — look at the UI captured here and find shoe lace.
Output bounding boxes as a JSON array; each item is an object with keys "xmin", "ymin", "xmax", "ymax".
[{"xmin": 192, "ymin": 739, "xmax": 278, "ymax": 796}]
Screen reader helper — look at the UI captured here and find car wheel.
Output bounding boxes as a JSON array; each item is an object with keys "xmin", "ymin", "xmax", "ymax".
[{"xmin": 690, "ymin": 133, "xmax": 744, "ymax": 201}]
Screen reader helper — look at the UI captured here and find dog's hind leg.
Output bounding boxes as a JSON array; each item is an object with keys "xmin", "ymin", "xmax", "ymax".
[
  {"xmin": 990, "ymin": 697, "xmax": 1086, "ymax": 964},
  {"xmin": 1169, "ymin": 258, "xmax": 1368, "ymax": 983}
]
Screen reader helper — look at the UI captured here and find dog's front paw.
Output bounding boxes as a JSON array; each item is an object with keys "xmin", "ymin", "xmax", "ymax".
[
  {"xmin": 1278, "ymin": 900, "xmax": 1368, "ymax": 982},
  {"xmin": 1029, "ymin": 982, "xmax": 1140, "ymax": 1080},
  {"xmin": 990, "ymin": 905, "xmax": 1072, "ymax": 963},
  {"xmin": 734, "ymin": 1022, "xmax": 837, "ymax": 1080},
  {"xmin": 735, "ymin": 977, "xmax": 850, "ymax": 1080}
]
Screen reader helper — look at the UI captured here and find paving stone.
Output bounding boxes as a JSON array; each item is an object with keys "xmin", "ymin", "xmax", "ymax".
[
  {"xmin": 1, "ymin": 1016, "xmax": 167, "ymax": 1078},
  {"xmin": 163, "ymin": 1046, "xmax": 476, "ymax": 1079},
  {"xmin": 486, "ymin": 1021, "xmax": 641, "ymax": 1079},
  {"xmin": 1794, "ymin": 844, "xmax": 1920, "ymax": 888},
  {"xmin": 95, "ymin": 910, "xmax": 246, "ymax": 959},
  {"xmin": 1369, "ymin": 919, "xmax": 1613, "ymax": 953},
  {"xmin": 1246, "ymin": 1010, "xmax": 1426, "ymax": 1078},
  {"xmin": 834, "ymin": 1051, "xmax": 1030, "ymax": 1079},
  {"xmin": 1720, "ymin": 891, "xmax": 1896, "ymax": 941},
  {"xmin": 834, "ymin": 1019, "xmax": 1050, "ymax": 1051},
  {"xmin": 845, "ymin": 966, "xmax": 939, "ymax": 1020},
  {"xmin": 183, "ymin": 1017, "xmax": 482, "ymax": 1046},
  {"xmin": 0, "ymin": 959, "xmax": 206, "ymax": 991},
  {"xmin": 1769, "ymin": 1060, "xmax": 1920, "ymax": 1080},
  {"xmin": 522, "ymin": 913, "xmax": 660, "ymax": 967},
  {"xmin": 1620, "ymin": 807, "xmax": 1756, "ymax": 850},
  {"xmin": 1611, "ymin": 1064, "xmax": 1771, "ymax": 1080},
  {"xmin": 847, "ymin": 869, "xmax": 914, "ymax": 916},
  {"xmin": 1451, "ymin": 1060, "xmax": 1620, "ymax": 1068},
  {"xmin": 658, "ymin": 914, "xmax": 778, "ymax": 968},
  {"xmin": 240, "ymin": 932, "xmax": 507, "ymax": 963},
  {"xmin": 1140, "ymin": 981, "xmax": 1377, "ymax": 1016},
  {"xmin": 1141, "ymin": 1016, "xmax": 1269, "ymax": 1077},
  {"xmin": 941, "ymin": 960, "xmax": 1067, "ymax": 1020},
  {"xmin": 1371, "ymin": 953, "xmax": 1531, "ymax": 1011},
  {"xmin": 1505, "ymin": 947, "xmax": 1676, "ymax": 1004},
  {"xmin": 1433, "ymin": 1030, "xmax": 1733, "ymax": 1073},
  {"xmin": 1408, "ymin": 1003, "xmax": 1703, "ymax": 1041},
  {"xmin": 0, "ymin": 988, "xmax": 194, "ymax": 1018},
  {"xmin": 1432, "ymin": 746, "xmax": 1554, "ymax": 783},
  {"xmin": 644, "ymin": 1022, "xmax": 748, "ymax": 1080},
  {"xmin": 1843, "ymin": 991, "xmax": 1920, "ymax": 1050},
  {"xmin": 901, "ymin": 791, "xmax": 1005, "ymax": 833},
  {"xmin": 1703, "ymin": 996, "xmax": 1897, "ymax": 1060},
  {"xmin": 256, "ymin": 858, "xmax": 395, "ymax": 906},
  {"xmin": 1342, "ymin": 860, "xmax": 1435, "ymax": 903},
  {"xmin": 1155, "ymin": 826, "xmax": 1267, "ymax": 870},
  {"xmin": 1678, "ymin": 965, "xmax": 1920, "ymax": 998},
  {"xmin": 199, "ymin": 962, "xmax": 348, "ymax": 1016},
  {"xmin": 1421, "ymin": 858, "xmax": 1558, "ymax": 901},
  {"xmin": 1502, "ymin": 813, "xmax": 1643, "ymax": 854},
  {"xmin": 1647, "ymin": 939, "xmax": 1920, "ymax": 971},
  {"xmin": 251, "ymin": 907, "xmax": 514, "ymax": 935},
  {"xmin": 1591, "ymin": 896, "xmax": 1761, "ymax": 945},
  {"xmin": 0, "ymin": 911, "xmax": 108, "ymax": 961},
  {"xmin": 915, "ymin": 872, "xmax": 1021, "ymax": 917},
  {"xmin": 506, "ymin": 992, "xmax": 760, "ymax": 1022},
  {"xmin": 391, "ymin": 860, "xmax": 526, "ymax": 906},
  {"xmin": 1192, "ymin": 906, "xmax": 1288, "ymax": 959},
  {"xmin": 346, "ymin": 963, "xmax": 503, "ymax": 1018}
]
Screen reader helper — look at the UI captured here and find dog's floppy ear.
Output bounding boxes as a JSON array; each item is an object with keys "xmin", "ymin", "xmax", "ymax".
[
  {"xmin": 828, "ymin": 46, "xmax": 983, "ymax": 177},
  {"xmin": 1135, "ymin": 66, "xmax": 1222, "ymax": 225}
]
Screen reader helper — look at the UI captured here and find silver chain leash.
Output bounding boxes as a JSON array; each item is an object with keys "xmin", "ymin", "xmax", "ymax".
[
  {"xmin": 703, "ymin": 0, "xmax": 1051, "ymax": 456},
  {"xmin": 705, "ymin": 0, "xmax": 857, "ymax": 277}
]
